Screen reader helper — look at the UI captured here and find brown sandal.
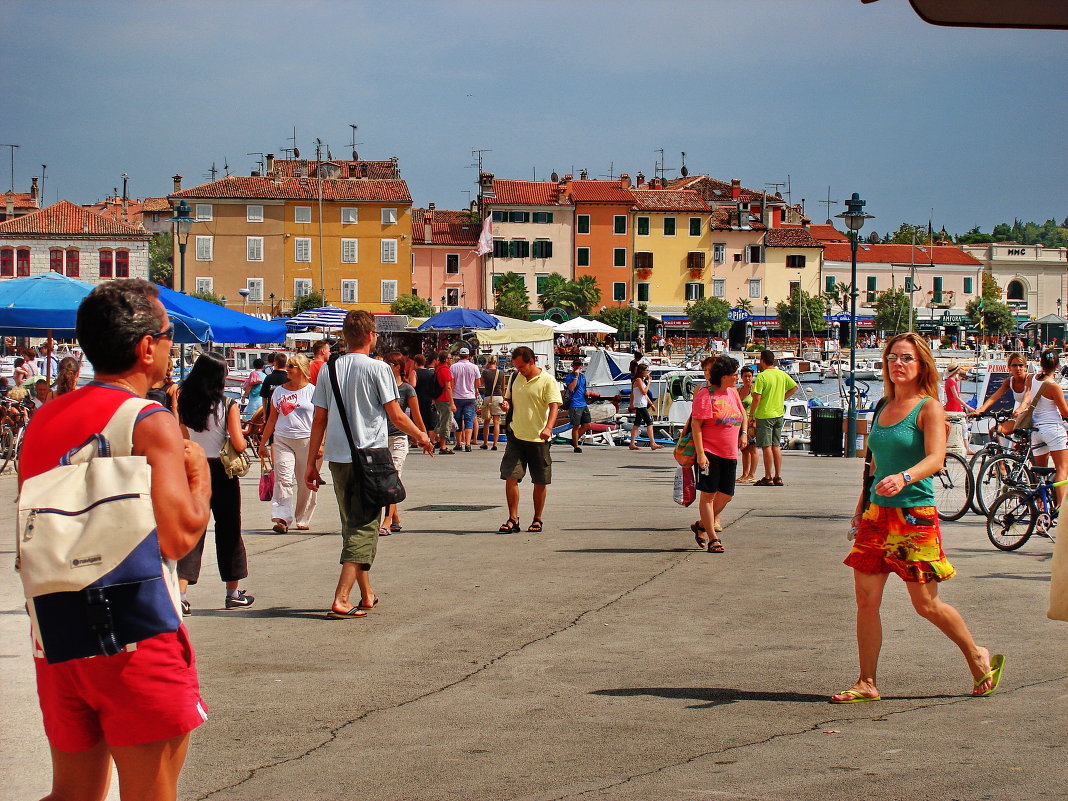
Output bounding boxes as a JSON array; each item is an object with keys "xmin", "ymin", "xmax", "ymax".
[
  {"xmin": 690, "ymin": 521, "xmax": 708, "ymax": 548},
  {"xmin": 707, "ymin": 539, "xmax": 725, "ymax": 553}
]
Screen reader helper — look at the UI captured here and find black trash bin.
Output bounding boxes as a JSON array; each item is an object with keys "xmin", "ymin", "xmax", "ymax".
[{"xmin": 810, "ymin": 407, "xmax": 844, "ymax": 457}]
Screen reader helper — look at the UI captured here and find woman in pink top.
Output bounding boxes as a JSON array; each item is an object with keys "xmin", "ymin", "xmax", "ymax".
[{"xmin": 689, "ymin": 355, "xmax": 748, "ymax": 552}]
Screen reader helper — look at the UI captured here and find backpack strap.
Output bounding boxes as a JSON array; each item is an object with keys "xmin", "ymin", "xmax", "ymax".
[{"xmin": 101, "ymin": 398, "xmax": 157, "ymax": 458}]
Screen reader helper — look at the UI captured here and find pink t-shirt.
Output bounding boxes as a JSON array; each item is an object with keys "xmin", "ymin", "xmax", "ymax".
[{"xmin": 691, "ymin": 385, "xmax": 744, "ymax": 460}]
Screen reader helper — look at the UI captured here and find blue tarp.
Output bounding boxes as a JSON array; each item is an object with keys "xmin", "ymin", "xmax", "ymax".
[
  {"xmin": 0, "ymin": 272, "xmax": 210, "ymax": 342},
  {"xmin": 155, "ymin": 285, "xmax": 287, "ymax": 343},
  {"xmin": 416, "ymin": 308, "xmax": 501, "ymax": 331}
]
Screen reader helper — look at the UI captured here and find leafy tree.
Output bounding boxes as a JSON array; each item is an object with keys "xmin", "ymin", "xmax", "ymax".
[
  {"xmin": 290, "ymin": 291, "xmax": 325, "ymax": 315},
  {"xmin": 149, "ymin": 232, "xmax": 173, "ymax": 287},
  {"xmin": 685, "ymin": 297, "xmax": 730, "ymax": 333},
  {"xmin": 991, "ymin": 223, "xmax": 1013, "ymax": 242},
  {"xmin": 566, "ymin": 274, "xmax": 601, "ymax": 315},
  {"xmin": 966, "ymin": 296, "xmax": 1015, "ymax": 337},
  {"xmin": 775, "ymin": 288, "xmax": 828, "ymax": 338},
  {"xmin": 390, "ymin": 294, "xmax": 433, "ymax": 317},
  {"xmin": 733, "ymin": 297, "xmax": 753, "ymax": 312},
  {"xmin": 872, "ymin": 287, "xmax": 912, "ymax": 333},
  {"xmin": 956, "ymin": 225, "xmax": 994, "ymax": 245},
  {"xmin": 537, "ymin": 273, "xmax": 570, "ymax": 311},
  {"xmin": 190, "ymin": 289, "xmax": 225, "ymax": 306},
  {"xmin": 981, "ymin": 272, "xmax": 1003, "ymax": 301},
  {"xmin": 597, "ymin": 304, "xmax": 647, "ymax": 341},
  {"xmin": 492, "ymin": 272, "xmax": 531, "ymax": 319},
  {"xmin": 823, "ymin": 282, "xmax": 853, "ymax": 313},
  {"xmin": 888, "ymin": 223, "xmax": 930, "ymax": 245}
]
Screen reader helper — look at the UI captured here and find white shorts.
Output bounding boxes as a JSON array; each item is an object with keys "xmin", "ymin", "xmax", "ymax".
[
  {"xmin": 1031, "ymin": 423, "xmax": 1067, "ymax": 457},
  {"xmin": 388, "ymin": 434, "xmax": 410, "ymax": 478}
]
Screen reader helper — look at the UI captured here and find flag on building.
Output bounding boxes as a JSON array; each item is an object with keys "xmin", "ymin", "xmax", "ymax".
[{"xmin": 474, "ymin": 215, "xmax": 493, "ymax": 256}]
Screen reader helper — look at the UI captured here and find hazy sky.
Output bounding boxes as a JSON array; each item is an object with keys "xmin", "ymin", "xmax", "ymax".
[{"xmin": 3, "ymin": 0, "xmax": 1065, "ymax": 236}]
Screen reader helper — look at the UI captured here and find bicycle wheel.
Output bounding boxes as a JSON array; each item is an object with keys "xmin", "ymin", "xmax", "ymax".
[
  {"xmin": 974, "ymin": 455, "xmax": 1034, "ymax": 516},
  {"xmin": 968, "ymin": 448, "xmax": 995, "ymax": 513},
  {"xmin": 986, "ymin": 489, "xmax": 1036, "ymax": 550},
  {"xmin": 935, "ymin": 452, "xmax": 973, "ymax": 521},
  {"xmin": 0, "ymin": 425, "xmax": 15, "ymax": 475}
]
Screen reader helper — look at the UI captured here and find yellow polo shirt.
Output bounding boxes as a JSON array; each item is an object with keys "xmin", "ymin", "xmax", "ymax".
[{"xmin": 505, "ymin": 369, "xmax": 562, "ymax": 442}]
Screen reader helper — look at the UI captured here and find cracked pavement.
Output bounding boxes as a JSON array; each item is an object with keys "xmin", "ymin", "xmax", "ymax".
[{"xmin": 2, "ymin": 448, "xmax": 1065, "ymax": 800}]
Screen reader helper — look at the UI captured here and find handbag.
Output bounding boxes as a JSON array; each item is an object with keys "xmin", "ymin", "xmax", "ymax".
[
  {"xmin": 218, "ymin": 400, "xmax": 251, "ymax": 479},
  {"xmin": 1049, "ymin": 512, "xmax": 1068, "ymax": 621},
  {"xmin": 673, "ymin": 418, "xmax": 696, "ymax": 468},
  {"xmin": 475, "ymin": 394, "xmax": 485, "ymax": 413},
  {"xmin": 1013, "ymin": 377, "xmax": 1050, "ymax": 430},
  {"xmin": 258, "ymin": 456, "xmax": 274, "ymax": 502},
  {"xmin": 327, "ymin": 356, "xmax": 406, "ymax": 511},
  {"xmin": 673, "ymin": 465, "xmax": 696, "ymax": 507},
  {"xmin": 16, "ymin": 398, "xmax": 181, "ymax": 663}
]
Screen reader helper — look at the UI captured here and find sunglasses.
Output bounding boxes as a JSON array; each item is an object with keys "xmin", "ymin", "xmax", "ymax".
[
  {"xmin": 885, "ymin": 353, "xmax": 917, "ymax": 363},
  {"xmin": 1009, "ymin": 363, "xmax": 1026, "ymax": 368},
  {"xmin": 149, "ymin": 324, "xmax": 175, "ymax": 341}
]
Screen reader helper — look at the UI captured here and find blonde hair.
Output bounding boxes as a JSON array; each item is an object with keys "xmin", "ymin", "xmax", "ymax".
[
  {"xmin": 881, "ymin": 332, "xmax": 939, "ymax": 401},
  {"xmin": 287, "ymin": 354, "xmax": 311, "ymax": 380}
]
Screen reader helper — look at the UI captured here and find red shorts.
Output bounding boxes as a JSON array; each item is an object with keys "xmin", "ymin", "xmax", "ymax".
[{"xmin": 34, "ymin": 626, "xmax": 207, "ymax": 752}]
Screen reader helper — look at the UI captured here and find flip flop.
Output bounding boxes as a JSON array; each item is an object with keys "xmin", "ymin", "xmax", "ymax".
[
  {"xmin": 498, "ymin": 517, "xmax": 520, "ymax": 534},
  {"xmin": 357, "ymin": 596, "xmax": 380, "ymax": 610},
  {"xmin": 972, "ymin": 653, "xmax": 1006, "ymax": 697},
  {"xmin": 378, "ymin": 526, "xmax": 391, "ymax": 537},
  {"xmin": 829, "ymin": 689, "xmax": 881, "ymax": 704},
  {"xmin": 326, "ymin": 607, "xmax": 367, "ymax": 620},
  {"xmin": 389, "ymin": 523, "xmax": 402, "ymax": 533}
]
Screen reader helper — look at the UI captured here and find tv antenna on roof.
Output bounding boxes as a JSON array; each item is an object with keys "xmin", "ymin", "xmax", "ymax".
[
  {"xmin": 818, "ymin": 186, "xmax": 838, "ymax": 224},
  {"xmin": 0, "ymin": 143, "xmax": 18, "ymax": 191},
  {"xmin": 470, "ymin": 148, "xmax": 492, "ymax": 175},
  {"xmin": 598, "ymin": 161, "xmax": 616, "ymax": 180},
  {"xmin": 204, "ymin": 162, "xmax": 218, "ymax": 181},
  {"xmin": 680, "ymin": 152, "xmax": 688, "ymax": 178},
  {"xmin": 349, "ymin": 124, "xmax": 364, "ymax": 161},
  {"xmin": 222, "ymin": 158, "xmax": 230, "ymax": 177},
  {"xmin": 247, "ymin": 152, "xmax": 265, "ymax": 173},
  {"xmin": 653, "ymin": 148, "xmax": 677, "ymax": 181}
]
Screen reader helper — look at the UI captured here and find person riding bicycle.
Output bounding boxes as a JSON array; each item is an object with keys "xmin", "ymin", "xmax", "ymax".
[
  {"xmin": 970, "ymin": 353, "xmax": 1031, "ymax": 436},
  {"xmin": 1016, "ymin": 350, "xmax": 1068, "ymax": 507}
]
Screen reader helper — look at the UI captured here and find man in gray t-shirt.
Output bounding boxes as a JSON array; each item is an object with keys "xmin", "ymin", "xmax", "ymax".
[{"xmin": 306, "ymin": 312, "xmax": 433, "ymax": 619}]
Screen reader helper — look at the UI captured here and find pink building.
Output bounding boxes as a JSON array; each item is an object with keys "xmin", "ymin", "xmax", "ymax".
[{"xmin": 411, "ymin": 205, "xmax": 481, "ymax": 310}]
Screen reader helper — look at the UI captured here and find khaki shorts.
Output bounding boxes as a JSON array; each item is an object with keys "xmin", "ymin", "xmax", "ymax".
[
  {"xmin": 499, "ymin": 437, "xmax": 552, "ymax": 485},
  {"xmin": 479, "ymin": 395, "xmax": 505, "ymax": 421},
  {"xmin": 433, "ymin": 400, "xmax": 453, "ymax": 437},
  {"xmin": 329, "ymin": 461, "xmax": 381, "ymax": 567},
  {"xmin": 755, "ymin": 416, "xmax": 784, "ymax": 448}
]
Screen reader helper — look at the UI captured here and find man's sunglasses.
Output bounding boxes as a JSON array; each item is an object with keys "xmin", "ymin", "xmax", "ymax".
[{"xmin": 149, "ymin": 324, "xmax": 175, "ymax": 341}]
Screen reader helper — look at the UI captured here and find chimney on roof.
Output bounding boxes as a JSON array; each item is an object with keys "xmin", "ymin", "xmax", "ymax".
[
  {"xmin": 730, "ymin": 178, "xmax": 741, "ymax": 200},
  {"xmin": 5, "ymin": 194, "xmax": 13, "ymax": 219},
  {"xmin": 251, "ymin": 171, "xmax": 261, "ymax": 177},
  {"xmin": 265, "ymin": 154, "xmax": 275, "ymax": 176},
  {"xmin": 348, "ymin": 163, "xmax": 358, "ymax": 178},
  {"xmin": 30, "ymin": 176, "xmax": 39, "ymax": 206},
  {"xmin": 390, "ymin": 157, "xmax": 399, "ymax": 177},
  {"xmin": 619, "ymin": 173, "xmax": 631, "ymax": 190},
  {"xmin": 479, "ymin": 172, "xmax": 494, "ymax": 192},
  {"xmin": 172, "ymin": 174, "xmax": 182, "ymax": 193},
  {"xmin": 635, "ymin": 171, "xmax": 645, "ymax": 187},
  {"xmin": 424, "ymin": 204, "xmax": 434, "ymax": 243},
  {"xmin": 579, "ymin": 169, "xmax": 588, "ymax": 179}
]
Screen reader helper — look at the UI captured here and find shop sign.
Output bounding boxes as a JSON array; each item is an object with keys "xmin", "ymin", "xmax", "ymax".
[
  {"xmin": 727, "ymin": 307, "xmax": 751, "ymax": 322},
  {"xmin": 662, "ymin": 316, "xmax": 690, "ymax": 328},
  {"xmin": 374, "ymin": 314, "xmax": 409, "ymax": 332}
]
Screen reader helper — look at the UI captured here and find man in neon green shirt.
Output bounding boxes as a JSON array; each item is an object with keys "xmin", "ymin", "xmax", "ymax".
[{"xmin": 750, "ymin": 350, "xmax": 797, "ymax": 486}]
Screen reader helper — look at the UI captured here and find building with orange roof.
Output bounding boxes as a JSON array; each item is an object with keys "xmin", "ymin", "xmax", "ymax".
[
  {"xmin": 564, "ymin": 175, "xmax": 638, "ymax": 310},
  {"xmin": 481, "ymin": 173, "xmax": 574, "ymax": 310},
  {"xmin": 0, "ymin": 200, "xmax": 150, "ymax": 282},
  {"xmin": 2, "ymin": 177, "xmax": 41, "ymax": 222},
  {"xmin": 169, "ymin": 160, "xmax": 412, "ymax": 314},
  {"xmin": 411, "ymin": 205, "xmax": 482, "ymax": 310},
  {"xmin": 962, "ymin": 242, "xmax": 1068, "ymax": 322}
]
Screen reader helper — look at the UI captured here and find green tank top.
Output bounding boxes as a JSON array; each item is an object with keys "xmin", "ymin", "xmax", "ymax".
[{"xmin": 868, "ymin": 397, "xmax": 934, "ymax": 508}]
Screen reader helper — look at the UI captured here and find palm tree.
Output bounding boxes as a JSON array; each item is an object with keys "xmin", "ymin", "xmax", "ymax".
[
  {"xmin": 537, "ymin": 273, "xmax": 569, "ymax": 310},
  {"xmin": 824, "ymin": 283, "xmax": 853, "ymax": 314},
  {"xmin": 565, "ymin": 275, "xmax": 601, "ymax": 316}
]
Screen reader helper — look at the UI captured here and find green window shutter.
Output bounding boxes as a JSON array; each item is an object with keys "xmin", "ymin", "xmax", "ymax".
[
  {"xmin": 933, "ymin": 276, "xmax": 943, "ymax": 302},
  {"xmin": 637, "ymin": 217, "xmax": 649, "ymax": 235},
  {"xmin": 614, "ymin": 249, "xmax": 626, "ymax": 267},
  {"xmin": 577, "ymin": 215, "xmax": 590, "ymax": 234},
  {"xmin": 664, "ymin": 217, "xmax": 676, "ymax": 236},
  {"xmin": 537, "ymin": 275, "xmax": 548, "ymax": 294},
  {"xmin": 614, "ymin": 215, "xmax": 627, "ymax": 234},
  {"xmin": 613, "ymin": 282, "xmax": 626, "ymax": 301},
  {"xmin": 689, "ymin": 217, "xmax": 701, "ymax": 236},
  {"xmin": 963, "ymin": 277, "xmax": 973, "ymax": 294},
  {"xmin": 825, "ymin": 275, "xmax": 836, "ymax": 293},
  {"xmin": 637, "ymin": 283, "xmax": 649, "ymax": 302},
  {"xmin": 577, "ymin": 247, "xmax": 590, "ymax": 267}
]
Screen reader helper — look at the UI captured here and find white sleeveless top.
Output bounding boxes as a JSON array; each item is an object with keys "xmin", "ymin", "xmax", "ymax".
[
  {"xmin": 185, "ymin": 403, "xmax": 228, "ymax": 456},
  {"xmin": 1027, "ymin": 376, "xmax": 1061, "ymax": 427}
]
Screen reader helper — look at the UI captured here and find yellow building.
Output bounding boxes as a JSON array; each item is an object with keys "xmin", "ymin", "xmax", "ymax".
[
  {"xmin": 628, "ymin": 188, "xmax": 712, "ymax": 316},
  {"xmin": 170, "ymin": 159, "xmax": 412, "ymax": 314}
]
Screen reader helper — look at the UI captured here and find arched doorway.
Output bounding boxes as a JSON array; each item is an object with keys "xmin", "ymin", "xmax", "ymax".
[{"xmin": 1006, "ymin": 280, "xmax": 1026, "ymax": 301}]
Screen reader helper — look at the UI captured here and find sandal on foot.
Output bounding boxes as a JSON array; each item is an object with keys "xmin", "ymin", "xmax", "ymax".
[
  {"xmin": 272, "ymin": 520, "xmax": 288, "ymax": 534},
  {"xmin": 753, "ymin": 477, "xmax": 774, "ymax": 486},
  {"xmin": 972, "ymin": 653, "xmax": 1005, "ymax": 697},
  {"xmin": 707, "ymin": 539, "xmax": 725, "ymax": 553},
  {"xmin": 690, "ymin": 521, "xmax": 708, "ymax": 548},
  {"xmin": 389, "ymin": 523, "xmax": 402, "ymax": 533},
  {"xmin": 772, "ymin": 476, "xmax": 784, "ymax": 486},
  {"xmin": 326, "ymin": 607, "xmax": 367, "ymax": 619},
  {"xmin": 829, "ymin": 689, "xmax": 881, "ymax": 704},
  {"xmin": 527, "ymin": 519, "xmax": 544, "ymax": 532},
  {"xmin": 357, "ymin": 596, "xmax": 380, "ymax": 610},
  {"xmin": 498, "ymin": 517, "xmax": 521, "ymax": 534},
  {"xmin": 378, "ymin": 526, "xmax": 391, "ymax": 537}
]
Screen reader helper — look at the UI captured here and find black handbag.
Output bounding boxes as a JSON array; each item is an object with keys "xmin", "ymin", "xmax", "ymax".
[{"xmin": 327, "ymin": 356, "xmax": 406, "ymax": 512}]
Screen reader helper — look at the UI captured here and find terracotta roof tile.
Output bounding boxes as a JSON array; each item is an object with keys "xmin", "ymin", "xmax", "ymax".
[
  {"xmin": 86, "ymin": 199, "xmax": 144, "ymax": 225},
  {"xmin": 487, "ymin": 180, "xmax": 570, "ymax": 207},
  {"xmin": 171, "ymin": 175, "xmax": 411, "ymax": 203},
  {"xmin": 412, "ymin": 208, "xmax": 480, "ymax": 245},
  {"xmin": 271, "ymin": 159, "xmax": 400, "ymax": 180},
  {"xmin": 708, "ymin": 206, "xmax": 767, "ymax": 231},
  {"xmin": 567, "ymin": 180, "xmax": 635, "ymax": 203},
  {"xmin": 141, "ymin": 197, "xmax": 172, "ymax": 213},
  {"xmin": 765, "ymin": 227, "xmax": 824, "ymax": 248},
  {"xmin": 3, "ymin": 191, "xmax": 38, "ymax": 211},
  {"xmin": 0, "ymin": 200, "xmax": 148, "ymax": 237},
  {"xmin": 668, "ymin": 175, "xmax": 769, "ymax": 203},
  {"xmin": 630, "ymin": 189, "xmax": 709, "ymax": 212},
  {"xmin": 822, "ymin": 242, "xmax": 982, "ymax": 266},
  {"xmin": 808, "ymin": 224, "xmax": 850, "ymax": 242}
]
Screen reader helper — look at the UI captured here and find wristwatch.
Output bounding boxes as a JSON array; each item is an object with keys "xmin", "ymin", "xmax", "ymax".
[{"xmin": 901, "ymin": 471, "xmax": 913, "ymax": 485}]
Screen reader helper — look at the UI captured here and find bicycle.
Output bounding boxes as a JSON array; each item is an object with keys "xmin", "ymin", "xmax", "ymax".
[
  {"xmin": 985, "ymin": 468, "xmax": 1063, "ymax": 550},
  {"xmin": 0, "ymin": 396, "xmax": 30, "ymax": 475},
  {"xmin": 972, "ymin": 426, "xmax": 1042, "ymax": 516},
  {"xmin": 934, "ymin": 451, "xmax": 973, "ymax": 521}
]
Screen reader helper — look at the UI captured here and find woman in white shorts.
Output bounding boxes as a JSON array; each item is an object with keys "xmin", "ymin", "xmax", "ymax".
[
  {"xmin": 383, "ymin": 350, "xmax": 426, "ymax": 534},
  {"xmin": 1020, "ymin": 350, "xmax": 1068, "ymax": 506},
  {"xmin": 478, "ymin": 356, "xmax": 506, "ymax": 450}
]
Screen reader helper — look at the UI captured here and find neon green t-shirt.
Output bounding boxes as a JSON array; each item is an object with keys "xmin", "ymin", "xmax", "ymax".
[{"xmin": 751, "ymin": 367, "xmax": 797, "ymax": 419}]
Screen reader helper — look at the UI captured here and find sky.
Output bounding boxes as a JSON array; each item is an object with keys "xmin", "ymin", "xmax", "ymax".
[{"xmin": 2, "ymin": 0, "xmax": 1065, "ymax": 237}]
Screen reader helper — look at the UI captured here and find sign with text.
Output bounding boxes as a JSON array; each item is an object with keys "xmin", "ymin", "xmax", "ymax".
[{"xmin": 727, "ymin": 307, "xmax": 751, "ymax": 322}]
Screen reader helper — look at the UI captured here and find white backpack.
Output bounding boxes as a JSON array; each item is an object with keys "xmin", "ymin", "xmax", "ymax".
[{"xmin": 16, "ymin": 397, "xmax": 181, "ymax": 663}]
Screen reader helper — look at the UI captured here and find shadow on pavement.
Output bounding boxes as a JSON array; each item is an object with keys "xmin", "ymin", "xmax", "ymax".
[
  {"xmin": 590, "ymin": 686, "xmax": 958, "ymax": 708},
  {"xmin": 188, "ymin": 607, "xmax": 333, "ymax": 620},
  {"xmin": 556, "ymin": 547, "xmax": 695, "ymax": 554}
]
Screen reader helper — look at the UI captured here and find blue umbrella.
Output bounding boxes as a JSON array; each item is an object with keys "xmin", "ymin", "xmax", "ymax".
[
  {"xmin": 155, "ymin": 284, "xmax": 287, "ymax": 343},
  {"xmin": 286, "ymin": 306, "xmax": 350, "ymax": 330},
  {"xmin": 0, "ymin": 272, "xmax": 210, "ymax": 342},
  {"xmin": 416, "ymin": 308, "xmax": 501, "ymax": 331}
]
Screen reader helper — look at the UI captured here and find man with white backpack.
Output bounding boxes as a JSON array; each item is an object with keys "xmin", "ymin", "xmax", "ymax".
[{"xmin": 18, "ymin": 279, "xmax": 212, "ymax": 800}]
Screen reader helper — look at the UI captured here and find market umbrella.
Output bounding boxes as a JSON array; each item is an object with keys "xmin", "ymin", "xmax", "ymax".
[
  {"xmin": 285, "ymin": 306, "xmax": 350, "ymax": 331},
  {"xmin": 416, "ymin": 308, "xmax": 502, "ymax": 331},
  {"xmin": 0, "ymin": 272, "xmax": 211, "ymax": 342},
  {"xmin": 554, "ymin": 316, "xmax": 617, "ymax": 335},
  {"xmin": 155, "ymin": 284, "xmax": 287, "ymax": 343},
  {"xmin": 534, "ymin": 319, "xmax": 560, "ymax": 329}
]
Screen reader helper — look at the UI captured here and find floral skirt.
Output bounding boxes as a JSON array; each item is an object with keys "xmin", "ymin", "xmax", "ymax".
[{"xmin": 844, "ymin": 503, "xmax": 955, "ymax": 583}]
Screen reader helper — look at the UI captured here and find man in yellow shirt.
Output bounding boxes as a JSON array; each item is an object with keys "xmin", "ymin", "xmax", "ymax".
[{"xmin": 497, "ymin": 347, "xmax": 561, "ymax": 534}]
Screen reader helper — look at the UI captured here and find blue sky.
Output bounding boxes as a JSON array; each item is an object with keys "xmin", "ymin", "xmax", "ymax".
[{"xmin": 2, "ymin": 0, "xmax": 1065, "ymax": 236}]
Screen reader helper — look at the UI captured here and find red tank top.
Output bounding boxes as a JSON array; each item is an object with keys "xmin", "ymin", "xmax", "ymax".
[{"xmin": 20, "ymin": 382, "xmax": 165, "ymax": 483}]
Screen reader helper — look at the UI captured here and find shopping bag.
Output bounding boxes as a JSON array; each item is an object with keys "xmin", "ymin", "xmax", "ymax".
[
  {"xmin": 1049, "ymin": 510, "xmax": 1068, "ymax": 621},
  {"xmin": 673, "ymin": 465, "xmax": 696, "ymax": 507},
  {"xmin": 258, "ymin": 458, "xmax": 274, "ymax": 502},
  {"xmin": 673, "ymin": 420, "xmax": 695, "ymax": 468}
]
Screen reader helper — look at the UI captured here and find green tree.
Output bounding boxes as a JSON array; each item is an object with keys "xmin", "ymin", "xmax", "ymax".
[
  {"xmin": 733, "ymin": 297, "xmax": 754, "ymax": 312},
  {"xmin": 190, "ymin": 289, "xmax": 225, "ymax": 306},
  {"xmin": 775, "ymin": 289, "xmax": 828, "ymax": 338},
  {"xmin": 565, "ymin": 274, "xmax": 602, "ymax": 315},
  {"xmin": 888, "ymin": 222, "xmax": 930, "ymax": 245},
  {"xmin": 685, "ymin": 297, "xmax": 730, "ymax": 333},
  {"xmin": 537, "ymin": 273, "xmax": 570, "ymax": 310},
  {"xmin": 966, "ymin": 296, "xmax": 1015, "ymax": 337},
  {"xmin": 956, "ymin": 226, "xmax": 994, "ymax": 245},
  {"xmin": 981, "ymin": 272, "xmax": 1003, "ymax": 301},
  {"xmin": 871, "ymin": 287, "xmax": 912, "ymax": 333},
  {"xmin": 290, "ymin": 291, "xmax": 325, "ymax": 315},
  {"xmin": 991, "ymin": 223, "xmax": 1013, "ymax": 242},
  {"xmin": 148, "ymin": 232, "xmax": 173, "ymax": 287},
  {"xmin": 492, "ymin": 272, "xmax": 531, "ymax": 320},
  {"xmin": 823, "ymin": 282, "xmax": 853, "ymax": 313},
  {"xmin": 390, "ymin": 294, "xmax": 433, "ymax": 317},
  {"xmin": 597, "ymin": 304, "xmax": 647, "ymax": 341}
]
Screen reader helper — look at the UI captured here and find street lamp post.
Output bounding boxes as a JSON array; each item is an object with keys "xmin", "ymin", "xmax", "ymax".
[
  {"xmin": 836, "ymin": 193, "xmax": 874, "ymax": 458},
  {"xmin": 167, "ymin": 200, "xmax": 196, "ymax": 379},
  {"xmin": 239, "ymin": 287, "xmax": 250, "ymax": 316},
  {"xmin": 763, "ymin": 296, "xmax": 769, "ymax": 347}
]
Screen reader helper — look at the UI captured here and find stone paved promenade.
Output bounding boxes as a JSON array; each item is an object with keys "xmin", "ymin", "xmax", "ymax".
[{"xmin": 2, "ymin": 447, "xmax": 1066, "ymax": 800}]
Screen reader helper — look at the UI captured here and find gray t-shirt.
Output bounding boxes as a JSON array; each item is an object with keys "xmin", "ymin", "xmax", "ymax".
[
  {"xmin": 312, "ymin": 354, "xmax": 399, "ymax": 462},
  {"xmin": 387, "ymin": 382, "xmax": 417, "ymax": 437}
]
